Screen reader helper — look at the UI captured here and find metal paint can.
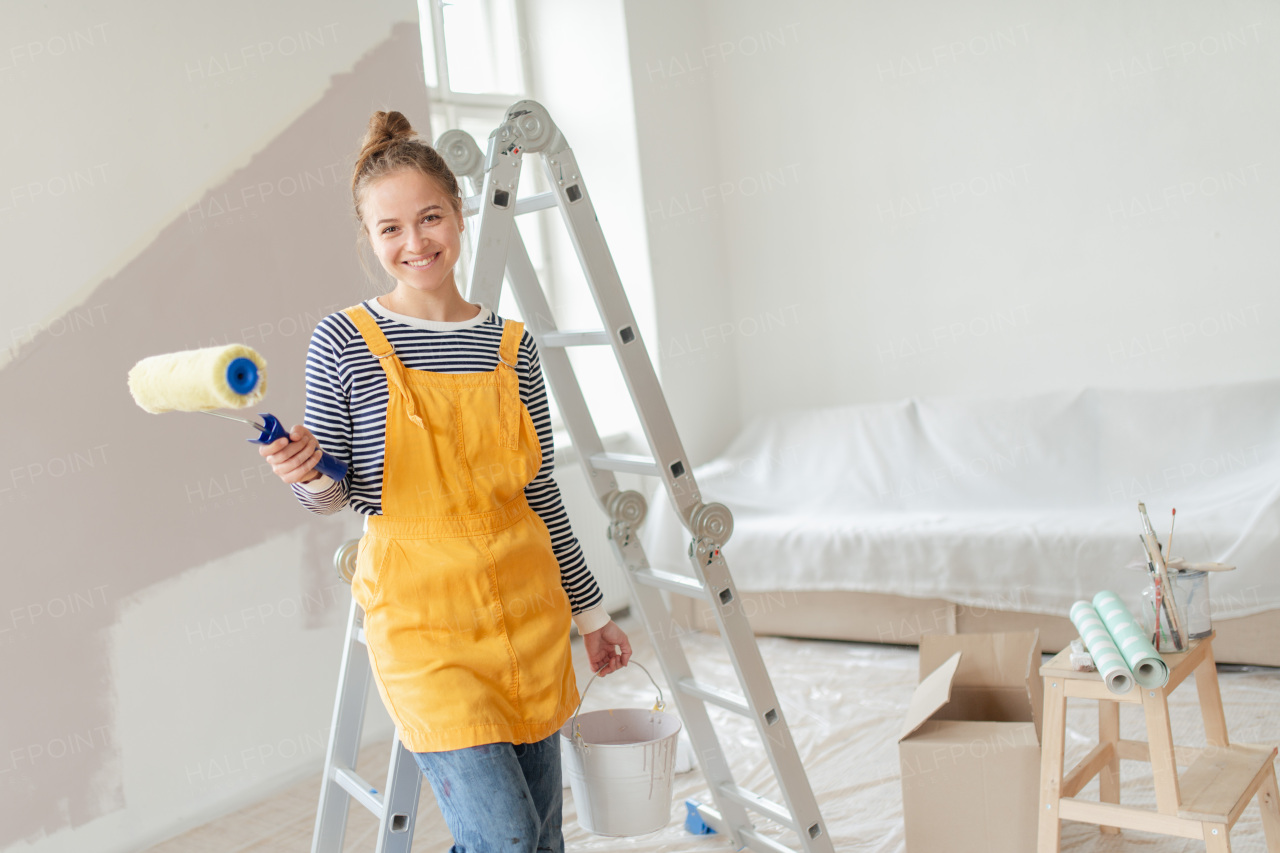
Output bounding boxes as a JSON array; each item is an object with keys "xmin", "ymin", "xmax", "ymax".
[{"xmin": 1175, "ymin": 570, "xmax": 1212, "ymax": 639}]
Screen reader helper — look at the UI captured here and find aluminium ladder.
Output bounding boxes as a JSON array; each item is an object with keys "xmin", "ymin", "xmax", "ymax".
[{"xmin": 311, "ymin": 101, "xmax": 833, "ymax": 853}]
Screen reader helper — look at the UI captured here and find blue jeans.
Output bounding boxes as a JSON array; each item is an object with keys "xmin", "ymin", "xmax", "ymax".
[{"xmin": 413, "ymin": 731, "xmax": 565, "ymax": 853}]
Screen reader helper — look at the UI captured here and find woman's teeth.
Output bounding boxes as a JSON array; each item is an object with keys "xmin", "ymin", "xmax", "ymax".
[{"xmin": 405, "ymin": 254, "xmax": 438, "ymax": 268}]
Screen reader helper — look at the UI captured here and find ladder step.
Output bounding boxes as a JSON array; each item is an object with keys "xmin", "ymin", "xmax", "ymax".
[
  {"xmin": 333, "ymin": 764, "xmax": 382, "ymax": 816},
  {"xmin": 357, "ymin": 627, "xmax": 367, "ymax": 646},
  {"xmin": 461, "ymin": 189, "xmax": 557, "ymax": 218},
  {"xmin": 717, "ymin": 783, "xmax": 799, "ymax": 832},
  {"xmin": 512, "ymin": 190, "xmax": 558, "ymax": 215},
  {"xmin": 539, "ymin": 329, "xmax": 610, "ymax": 348},
  {"xmin": 1177, "ymin": 742, "xmax": 1277, "ymax": 822},
  {"xmin": 677, "ymin": 676, "xmax": 749, "ymax": 716},
  {"xmin": 589, "ymin": 452, "xmax": 659, "ymax": 476},
  {"xmin": 739, "ymin": 826, "xmax": 804, "ymax": 853},
  {"xmin": 632, "ymin": 567, "xmax": 707, "ymax": 598},
  {"xmin": 692, "ymin": 805, "xmax": 808, "ymax": 853}
]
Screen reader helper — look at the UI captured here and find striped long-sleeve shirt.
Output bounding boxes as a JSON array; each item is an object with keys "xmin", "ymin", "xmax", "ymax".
[{"xmin": 290, "ymin": 297, "xmax": 609, "ymax": 635}]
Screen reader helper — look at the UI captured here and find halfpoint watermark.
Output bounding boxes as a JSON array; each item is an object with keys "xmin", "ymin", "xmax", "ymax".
[
  {"xmin": 0, "ymin": 163, "xmax": 110, "ymax": 213},
  {"xmin": 645, "ymin": 23, "xmax": 801, "ymax": 82},
  {"xmin": 0, "ymin": 23, "xmax": 109, "ymax": 73},
  {"xmin": 666, "ymin": 304, "xmax": 803, "ymax": 360},
  {"xmin": 8, "ymin": 303, "xmax": 109, "ymax": 356},
  {"xmin": 1, "ymin": 444, "xmax": 110, "ymax": 494},
  {"xmin": 1107, "ymin": 163, "xmax": 1263, "ymax": 220},
  {"xmin": 647, "ymin": 163, "xmax": 802, "ymax": 223},
  {"xmin": 875, "ymin": 305, "xmax": 1031, "ymax": 362},
  {"xmin": 876, "ymin": 24, "xmax": 1030, "ymax": 80},
  {"xmin": 1106, "ymin": 23, "xmax": 1264, "ymax": 79},
  {"xmin": 0, "ymin": 585, "xmax": 110, "ymax": 635},
  {"xmin": 1106, "ymin": 304, "xmax": 1263, "ymax": 362},
  {"xmin": 185, "ymin": 23, "xmax": 340, "ymax": 83},
  {"xmin": 0, "ymin": 726, "xmax": 111, "ymax": 774},
  {"xmin": 184, "ymin": 163, "xmax": 344, "ymax": 229},
  {"xmin": 875, "ymin": 165, "xmax": 1031, "ymax": 223}
]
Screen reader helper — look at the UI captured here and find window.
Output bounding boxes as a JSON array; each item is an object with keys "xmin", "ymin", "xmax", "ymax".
[
  {"xmin": 418, "ymin": 0, "xmax": 571, "ymax": 420},
  {"xmin": 417, "ymin": 0, "xmax": 552, "ymax": 314}
]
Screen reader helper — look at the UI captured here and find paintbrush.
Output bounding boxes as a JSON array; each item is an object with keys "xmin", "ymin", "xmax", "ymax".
[{"xmin": 1138, "ymin": 503, "xmax": 1184, "ymax": 648}]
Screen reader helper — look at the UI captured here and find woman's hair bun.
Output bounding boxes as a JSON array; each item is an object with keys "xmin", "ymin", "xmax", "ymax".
[
  {"xmin": 350, "ymin": 107, "xmax": 463, "ymax": 226},
  {"xmin": 358, "ymin": 110, "xmax": 416, "ymax": 161}
]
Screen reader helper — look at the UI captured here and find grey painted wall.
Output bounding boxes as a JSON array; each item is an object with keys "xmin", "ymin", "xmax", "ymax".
[{"xmin": 1, "ymin": 5, "xmax": 425, "ymax": 850}]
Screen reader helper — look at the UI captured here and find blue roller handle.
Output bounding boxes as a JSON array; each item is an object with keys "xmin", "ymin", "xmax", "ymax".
[{"xmin": 247, "ymin": 413, "xmax": 348, "ymax": 482}]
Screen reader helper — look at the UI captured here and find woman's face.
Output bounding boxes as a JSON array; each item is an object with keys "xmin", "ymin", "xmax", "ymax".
[{"xmin": 363, "ymin": 169, "xmax": 464, "ymax": 298}]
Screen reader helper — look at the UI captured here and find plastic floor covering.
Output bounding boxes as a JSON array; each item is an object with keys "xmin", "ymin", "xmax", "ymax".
[{"xmin": 142, "ymin": 611, "xmax": 1280, "ymax": 852}]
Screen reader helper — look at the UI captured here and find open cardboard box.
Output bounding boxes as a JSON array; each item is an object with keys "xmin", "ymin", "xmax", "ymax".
[{"xmin": 898, "ymin": 631, "xmax": 1044, "ymax": 853}]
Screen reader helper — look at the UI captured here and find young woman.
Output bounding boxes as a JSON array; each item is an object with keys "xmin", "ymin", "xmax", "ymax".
[{"xmin": 260, "ymin": 109, "xmax": 632, "ymax": 852}]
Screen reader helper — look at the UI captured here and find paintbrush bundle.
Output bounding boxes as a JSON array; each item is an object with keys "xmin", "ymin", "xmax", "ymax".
[{"xmin": 1137, "ymin": 502, "xmax": 1186, "ymax": 652}]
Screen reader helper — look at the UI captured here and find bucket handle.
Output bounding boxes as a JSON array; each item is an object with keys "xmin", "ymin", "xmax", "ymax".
[{"xmin": 570, "ymin": 660, "xmax": 665, "ymax": 747}]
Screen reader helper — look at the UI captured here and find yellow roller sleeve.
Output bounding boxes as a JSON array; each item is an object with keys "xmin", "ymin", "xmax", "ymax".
[{"xmin": 127, "ymin": 344, "xmax": 267, "ymax": 413}]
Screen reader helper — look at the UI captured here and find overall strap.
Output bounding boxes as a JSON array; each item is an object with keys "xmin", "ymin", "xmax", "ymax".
[
  {"xmin": 496, "ymin": 320, "xmax": 524, "ymax": 449},
  {"xmin": 342, "ymin": 304, "xmax": 426, "ymax": 429}
]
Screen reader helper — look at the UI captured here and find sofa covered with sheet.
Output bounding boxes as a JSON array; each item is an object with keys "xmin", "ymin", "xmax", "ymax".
[{"xmin": 639, "ymin": 380, "xmax": 1280, "ymax": 658}]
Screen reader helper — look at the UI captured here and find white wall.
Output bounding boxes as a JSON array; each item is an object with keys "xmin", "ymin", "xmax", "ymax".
[
  {"xmin": 622, "ymin": 0, "xmax": 743, "ymax": 466},
  {"xmin": 622, "ymin": 0, "xmax": 1280, "ymax": 439}
]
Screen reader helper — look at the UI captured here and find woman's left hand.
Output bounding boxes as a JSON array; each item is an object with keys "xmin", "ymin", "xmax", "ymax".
[{"xmin": 583, "ymin": 621, "xmax": 631, "ymax": 676}]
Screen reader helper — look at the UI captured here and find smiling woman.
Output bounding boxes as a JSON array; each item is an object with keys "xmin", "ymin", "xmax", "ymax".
[{"xmin": 254, "ymin": 107, "xmax": 633, "ymax": 853}]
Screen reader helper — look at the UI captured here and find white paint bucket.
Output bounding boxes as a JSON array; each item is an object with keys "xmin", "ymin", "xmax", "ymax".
[{"xmin": 559, "ymin": 661, "xmax": 681, "ymax": 836}]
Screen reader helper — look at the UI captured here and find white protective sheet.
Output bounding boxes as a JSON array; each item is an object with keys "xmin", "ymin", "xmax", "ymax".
[
  {"xmin": 642, "ymin": 381, "xmax": 1280, "ymax": 619},
  {"xmin": 144, "ymin": 615, "xmax": 1280, "ymax": 852},
  {"xmin": 557, "ymin": 615, "xmax": 1280, "ymax": 853}
]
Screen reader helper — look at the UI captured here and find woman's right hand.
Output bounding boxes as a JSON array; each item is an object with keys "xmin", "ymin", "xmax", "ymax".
[{"xmin": 259, "ymin": 424, "xmax": 324, "ymax": 484}]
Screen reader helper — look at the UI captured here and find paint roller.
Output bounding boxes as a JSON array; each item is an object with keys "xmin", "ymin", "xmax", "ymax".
[{"xmin": 127, "ymin": 344, "xmax": 347, "ymax": 481}]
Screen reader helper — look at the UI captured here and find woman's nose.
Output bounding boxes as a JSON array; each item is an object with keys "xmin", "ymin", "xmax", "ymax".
[{"xmin": 405, "ymin": 226, "xmax": 429, "ymax": 251}]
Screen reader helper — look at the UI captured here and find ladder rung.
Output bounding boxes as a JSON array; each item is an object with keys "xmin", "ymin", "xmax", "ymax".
[
  {"xmin": 461, "ymin": 189, "xmax": 557, "ymax": 217},
  {"xmin": 718, "ymin": 783, "xmax": 799, "ymax": 832},
  {"xmin": 513, "ymin": 191, "xmax": 557, "ymax": 215},
  {"xmin": 632, "ymin": 567, "xmax": 706, "ymax": 598},
  {"xmin": 357, "ymin": 627, "xmax": 367, "ymax": 646},
  {"xmin": 333, "ymin": 764, "xmax": 382, "ymax": 816},
  {"xmin": 589, "ymin": 452, "xmax": 659, "ymax": 476},
  {"xmin": 677, "ymin": 676, "xmax": 749, "ymax": 716},
  {"xmin": 693, "ymin": 805, "xmax": 808, "ymax": 853},
  {"xmin": 539, "ymin": 330, "xmax": 610, "ymax": 348},
  {"xmin": 739, "ymin": 826, "xmax": 803, "ymax": 853}
]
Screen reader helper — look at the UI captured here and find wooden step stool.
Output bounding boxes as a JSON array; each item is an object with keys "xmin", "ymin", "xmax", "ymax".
[{"xmin": 1037, "ymin": 632, "xmax": 1280, "ymax": 851}]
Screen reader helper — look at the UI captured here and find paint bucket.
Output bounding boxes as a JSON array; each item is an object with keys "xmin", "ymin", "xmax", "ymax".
[{"xmin": 559, "ymin": 661, "xmax": 681, "ymax": 837}]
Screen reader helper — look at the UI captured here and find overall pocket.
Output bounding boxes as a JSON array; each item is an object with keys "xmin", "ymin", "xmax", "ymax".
[{"xmin": 351, "ymin": 534, "xmax": 391, "ymax": 612}]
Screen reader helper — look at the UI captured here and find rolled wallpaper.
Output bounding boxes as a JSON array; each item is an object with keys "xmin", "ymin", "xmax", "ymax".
[
  {"xmin": 1069, "ymin": 599, "xmax": 1133, "ymax": 694},
  {"xmin": 1093, "ymin": 589, "xmax": 1169, "ymax": 689}
]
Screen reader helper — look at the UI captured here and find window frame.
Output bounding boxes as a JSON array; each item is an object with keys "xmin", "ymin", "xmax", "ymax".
[
  {"xmin": 419, "ymin": 0, "xmax": 532, "ymax": 113},
  {"xmin": 419, "ymin": 0, "xmax": 571, "ymax": 431}
]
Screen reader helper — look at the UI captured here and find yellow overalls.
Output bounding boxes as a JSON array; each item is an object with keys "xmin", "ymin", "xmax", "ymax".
[{"xmin": 344, "ymin": 304, "xmax": 579, "ymax": 752}]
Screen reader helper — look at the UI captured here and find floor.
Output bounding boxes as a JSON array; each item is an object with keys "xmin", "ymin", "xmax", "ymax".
[{"xmin": 141, "ymin": 612, "xmax": 1280, "ymax": 852}]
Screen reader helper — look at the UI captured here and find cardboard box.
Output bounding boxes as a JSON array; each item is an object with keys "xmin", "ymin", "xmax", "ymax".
[{"xmin": 898, "ymin": 631, "xmax": 1043, "ymax": 853}]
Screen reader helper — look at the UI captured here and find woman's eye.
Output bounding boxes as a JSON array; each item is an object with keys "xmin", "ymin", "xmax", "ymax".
[
  {"xmin": 424, "ymin": 214, "xmax": 440, "ymax": 223},
  {"xmin": 381, "ymin": 225, "xmax": 397, "ymax": 235}
]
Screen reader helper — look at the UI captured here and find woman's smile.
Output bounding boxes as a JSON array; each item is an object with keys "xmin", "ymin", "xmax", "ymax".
[{"xmin": 404, "ymin": 252, "xmax": 440, "ymax": 269}]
